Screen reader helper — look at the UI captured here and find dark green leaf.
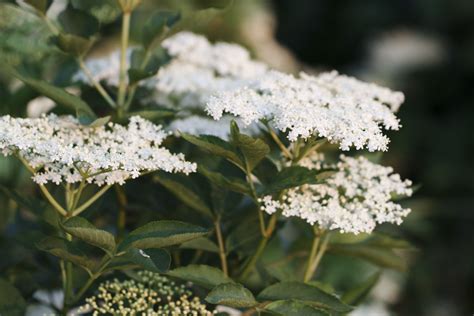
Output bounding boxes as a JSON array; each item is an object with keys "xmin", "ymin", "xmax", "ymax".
[
  {"xmin": 128, "ymin": 47, "xmax": 171, "ymax": 83},
  {"xmin": 230, "ymin": 120, "xmax": 269, "ymax": 171},
  {"xmin": 262, "ymin": 167, "xmax": 334, "ymax": 195},
  {"xmin": 253, "ymin": 157, "xmax": 279, "ymax": 185},
  {"xmin": 23, "ymin": 0, "xmax": 53, "ymax": 14},
  {"xmin": 329, "ymin": 232, "xmax": 371, "ymax": 245},
  {"xmin": 58, "ymin": 6, "xmax": 99, "ymax": 38},
  {"xmin": 53, "ymin": 33, "xmax": 94, "ymax": 57},
  {"xmin": 257, "ymin": 282, "xmax": 352, "ymax": 313},
  {"xmin": 125, "ymin": 108, "xmax": 175, "ymax": 122},
  {"xmin": 61, "ymin": 216, "xmax": 115, "ymax": 254},
  {"xmin": 124, "ymin": 248, "xmax": 171, "ymax": 273},
  {"xmin": 154, "ymin": 173, "xmax": 213, "ymax": 218},
  {"xmin": 4, "ymin": 66, "xmax": 96, "ymax": 119},
  {"xmin": 328, "ymin": 244, "xmax": 407, "ymax": 271},
  {"xmin": 206, "ymin": 283, "xmax": 257, "ymax": 308},
  {"xmin": 342, "ymin": 272, "xmax": 380, "ymax": 305},
  {"xmin": 198, "ymin": 165, "xmax": 251, "ymax": 195},
  {"xmin": 36, "ymin": 236, "xmax": 96, "ymax": 272},
  {"xmin": 181, "ymin": 133, "xmax": 243, "ymax": 169},
  {"xmin": 363, "ymin": 233, "xmax": 415, "ymax": 250},
  {"xmin": 119, "ymin": 220, "xmax": 209, "ymax": 250},
  {"xmin": 71, "ymin": 0, "xmax": 121, "ymax": 23},
  {"xmin": 180, "ymin": 237, "xmax": 219, "ymax": 253},
  {"xmin": 167, "ymin": 264, "xmax": 232, "ymax": 289},
  {"xmin": 0, "ymin": 278, "xmax": 26, "ymax": 316},
  {"xmin": 264, "ymin": 300, "xmax": 329, "ymax": 316},
  {"xmin": 141, "ymin": 10, "xmax": 181, "ymax": 48}
]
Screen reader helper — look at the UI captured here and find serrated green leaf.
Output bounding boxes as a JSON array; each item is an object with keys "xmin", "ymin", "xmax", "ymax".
[
  {"xmin": 198, "ymin": 165, "xmax": 251, "ymax": 195},
  {"xmin": 71, "ymin": 0, "xmax": 121, "ymax": 24},
  {"xmin": 206, "ymin": 283, "xmax": 257, "ymax": 308},
  {"xmin": 0, "ymin": 278, "xmax": 26, "ymax": 316},
  {"xmin": 342, "ymin": 272, "xmax": 380, "ymax": 305},
  {"xmin": 181, "ymin": 133, "xmax": 243, "ymax": 170},
  {"xmin": 262, "ymin": 167, "xmax": 334, "ymax": 195},
  {"xmin": 154, "ymin": 172, "xmax": 213, "ymax": 218},
  {"xmin": 119, "ymin": 220, "xmax": 209, "ymax": 251},
  {"xmin": 180, "ymin": 237, "xmax": 219, "ymax": 253},
  {"xmin": 264, "ymin": 300, "xmax": 330, "ymax": 316},
  {"xmin": 230, "ymin": 120, "xmax": 269, "ymax": 171},
  {"xmin": 36, "ymin": 236, "xmax": 95, "ymax": 272},
  {"xmin": 24, "ymin": 0, "xmax": 53, "ymax": 14},
  {"xmin": 4, "ymin": 66, "xmax": 96, "ymax": 119},
  {"xmin": 167, "ymin": 264, "xmax": 232, "ymax": 289},
  {"xmin": 61, "ymin": 216, "xmax": 115, "ymax": 254},
  {"xmin": 257, "ymin": 282, "xmax": 352, "ymax": 313}
]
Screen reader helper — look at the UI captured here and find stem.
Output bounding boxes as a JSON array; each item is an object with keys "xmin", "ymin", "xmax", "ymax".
[
  {"xmin": 214, "ymin": 218, "xmax": 228, "ymax": 276},
  {"xmin": 38, "ymin": 185, "xmax": 68, "ymax": 216},
  {"xmin": 303, "ymin": 234, "xmax": 321, "ymax": 282},
  {"xmin": 79, "ymin": 59, "xmax": 116, "ymax": 108},
  {"xmin": 114, "ymin": 185, "xmax": 127, "ymax": 239},
  {"xmin": 71, "ymin": 185, "xmax": 113, "ymax": 217},
  {"xmin": 303, "ymin": 232, "xmax": 330, "ymax": 282},
  {"xmin": 117, "ymin": 12, "xmax": 131, "ymax": 110},
  {"xmin": 245, "ymin": 163, "xmax": 266, "ymax": 236},
  {"xmin": 267, "ymin": 126, "xmax": 292, "ymax": 159}
]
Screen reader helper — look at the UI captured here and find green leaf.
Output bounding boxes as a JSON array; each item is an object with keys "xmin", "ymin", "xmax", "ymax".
[
  {"xmin": 124, "ymin": 248, "xmax": 171, "ymax": 273},
  {"xmin": 363, "ymin": 233, "xmax": 415, "ymax": 250},
  {"xmin": 154, "ymin": 173, "xmax": 213, "ymax": 218},
  {"xmin": 342, "ymin": 272, "xmax": 380, "ymax": 305},
  {"xmin": 125, "ymin": 108, "xmax": 175, "ymax": 122},
  {"xmin": 58, "ymin": 6, "xmax": 99, "ymax": 38},
  {"xmin": 230, "ymin": 120, "xmax": 269, "ymax": 171},
  {"xmin": 4, "ymin": 66, "xmax": 96, "ymax": 119},
  {"xmin": 53, "ymin": 33, "xmax": 94, "ymax": 57},
  {"xmin": 206, "ymin": 283, "xmax": 257, "ymax": 308},
  {"xmin": 329, "ymin": 232, "xmax": 371, "ymax": 245},
  {"xmin": 257, "ymin": 282, "xmax": 352, "ymax": 313},
  {"xmin": 253, "ymin": 157, "xmax": 279, "ymax": 185},
  {"xmin": 128, "ymin": 47, "xmax": 171, "ymax": 84},
  {"xmin": 0, "ymin": 278, "xmax": 26, "ymax": 316},
  {"xmin": 198, "ymin": 165, "xmax": 251, "ymax": 195},
  {"xmin": 167, "ymin": 264, "xmax": 232, "ymax": 289},
  {"xmin": 71, "ymin": 0, "xmax": 121, "ymax": 24},
  {"xmin": 179, "ymin": 237, "xmax": 219, "ymax": 253},
  {"xmin": 264, "ymin": 300, "xmax": 329, "ymax": 316},
  {"xmin": 328, "ymin": 244, "xmax": 407, "ymax": 271},
  {"xmin": 262, "ymin": 166, "xmax": 334, "ymax": 195},
  {"xmin": 181, "ymin": 133, "xmax": 243, "ymax": 170},
  {"xmin": 89, "ymin": 115, "xmax": 111, "ymax": 127},
  {"xmin": 23, "ymin": 0, "xmax": 53, "ymax": 14},
  {"xmin": 36, "ymin": 236, "xmax": 95, "ymax": 272},
  {"xmin": 61, "ymin": 216, "xmax": 116, "ymax": 254},
  {"xmin": 141, "ymin": 10, "xmax": 181, "ymax": 48},
  {"xmin": 119, "ymin": 220, "xmax": 209, "ymax": 251}
]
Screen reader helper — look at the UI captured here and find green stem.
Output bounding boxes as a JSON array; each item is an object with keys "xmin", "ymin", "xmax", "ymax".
[
  {"xmin": 244, "ymin": 163, "xmax": 266, "ymax": 236},
  {"xmin": 114, "ymin": 185, "xmax": 127, "ymax": 239},
  {"xmin": 214, "ymin": 218, "xmax": 228, "ymax": 276},
  {"xmin": 303, "ymin": 234, "xmax": 321, "ymax": 282},
  {"xmin": 71, "ymin": 185, "xmax": 113, "ymax": 217},
  {"xmin": 266, "ymin": 125, "xmax": 292, "ymax": 159},
  {"xmin": 38, "ymin": 185, "xmax": 68, "ymax": 216},
  {"xmin": 117, "ymin": 12, "xmax": 131, "ymax": 110},
  {"xmin": 79, "ymin": 59, "xmax": 116, "ymax": 108},
  {"xmin": 303, "ymin": 231, "xmax": 330, "ymax": 282}
]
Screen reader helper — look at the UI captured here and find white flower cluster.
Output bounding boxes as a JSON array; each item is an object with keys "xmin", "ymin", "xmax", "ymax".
[
  {"xmin": 81, "ymin": 271, "xmax": 213, "ymax": 315},
  {"xmin": 146, "ymin": 31, "xmax": 268, "ymax": 108},
  {"xmin": 260, "ymin": 154, "xmax": 412, "ymax": 234},
  {"xmin": 207, "ymin": 70, "xmax": 405, "ymax": 151},
  {"xmin": 0, "ymin": 114, "xmax": 196, "ymax": 186}
]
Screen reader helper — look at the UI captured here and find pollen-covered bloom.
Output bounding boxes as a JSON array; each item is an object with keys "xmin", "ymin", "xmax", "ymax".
[
  {"xmin": 0, "ymin": 114, "xmax": 196, "ymax": 186},
  {"xmin": 207, "ymin": 70, "xmax": 405, "ymax": 151},
  {"xmin": 260, "ymin": 154, "xmax": 412, "ymax": 234},
  {"xmin": 80, "ymin": 271, "xmax": 213, "ymax": 315}
]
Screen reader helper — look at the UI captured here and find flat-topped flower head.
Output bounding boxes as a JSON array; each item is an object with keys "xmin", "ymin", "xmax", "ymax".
[
  {"xmin": 260, "ymin": 154, "xmax": 412, "ymax": 234},
  {"xmin": 207, "ymin": 70, "xmax": 405, "ymax": 151},
  {"xmin": 81, "ymin": 271, "xmax": 213, "ymax": 315},
  {"xmin": 0, "ymin": 114, "xmax": 196, "ymax": 186}
]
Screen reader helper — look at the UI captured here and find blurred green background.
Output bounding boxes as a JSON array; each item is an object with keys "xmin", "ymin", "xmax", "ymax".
[{"xmin": 0, "ymin": 0, "xmax": 473, "ymax": 315}]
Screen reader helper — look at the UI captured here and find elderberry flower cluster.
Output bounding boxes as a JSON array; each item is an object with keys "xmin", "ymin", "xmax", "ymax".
[
  {"xmin": 81, "ymin": 271, "xmax": 213, "ymax": 315},
  {"xmin": 207, "ymin": 70, "xmax": 405, "ymax": 151},
  {"xmin": 0, "ymin": 114, "xmax": 196, "ymax": 186},
  {"xmin": 260, "ymin": 154, "xmax": 412, "ymax": 234}
]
